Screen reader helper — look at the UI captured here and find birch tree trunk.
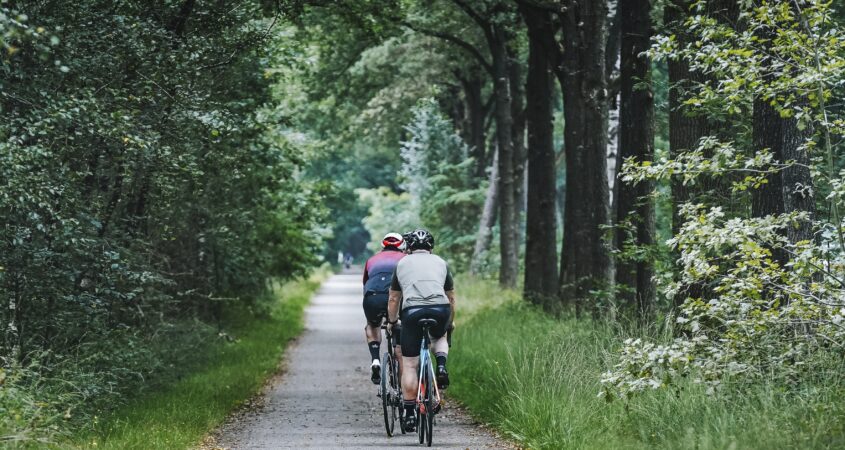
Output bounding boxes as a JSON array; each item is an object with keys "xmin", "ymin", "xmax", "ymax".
[{"xmin": 470, "ymin": 148, "xmax": 500, "ymax": 275}]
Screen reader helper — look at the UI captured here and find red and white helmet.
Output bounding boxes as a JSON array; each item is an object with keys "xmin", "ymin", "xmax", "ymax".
[{"xmin": 382, "ymin": 232, "xmax": 405, "ymax": 250}]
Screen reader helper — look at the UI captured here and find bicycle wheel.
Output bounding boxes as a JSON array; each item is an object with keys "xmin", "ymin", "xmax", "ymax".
[
  {"xmin": 417, "ymin": 373, "xmax": 426, "ymax": 444},
  {"xmin": 380, "ymin": 352, "xmax": 394, "ymax": 436},
  {"xmin": 392, "ymin": 355, "xmax": 406, "ymax": 435},
  {"xmin": 425, "ymin": 364, "xmax": 434, "ymax": 447},
  {"xmin": 418, "ymin": 406, "xmax": 426, "ymax": 444}
]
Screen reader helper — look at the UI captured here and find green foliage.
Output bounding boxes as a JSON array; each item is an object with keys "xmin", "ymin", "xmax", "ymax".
[
  {"xmin": 358, "ymin": 188, "xmax": 419, "ymax": 254},
  {"xmin": 357, "ymin": 100, "xmax": 484, "ymax": 267},
  {"xmin": 400, "ymin": 99, "xmax": 484, "ymax": 268},
  {"xmin": 0, "ymin": 1, "xmax": 324, "ymax": 444}
]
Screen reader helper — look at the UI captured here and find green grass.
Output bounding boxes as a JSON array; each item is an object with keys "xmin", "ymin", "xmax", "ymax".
[
  {"xmin": 450, "ymin": 277, "xmax": 845, "ymax": 450},
  {"xmin": 69, "ymin": 270, "xmax": 329, "ymax": 450}
]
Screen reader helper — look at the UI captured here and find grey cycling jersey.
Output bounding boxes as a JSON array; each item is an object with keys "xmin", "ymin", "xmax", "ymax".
[{"xmin": 391, "ymin": 251, "xmax": 452, "ymax": 310}]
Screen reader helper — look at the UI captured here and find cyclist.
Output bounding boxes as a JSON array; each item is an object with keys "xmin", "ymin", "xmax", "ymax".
[
  {"xmin": 386, "ymin": 229, "xmax": 454, "ymax": 433},
  {"xmin": 362, "ymin": 232, "xmax": 406, "ymax": 384}
]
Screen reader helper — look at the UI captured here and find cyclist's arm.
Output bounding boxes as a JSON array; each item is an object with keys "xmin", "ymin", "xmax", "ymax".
[
  {"xmin": 387, "ymin": 271, "xmax": 402, "ymax": 323},
  {"xmin": 444, "ymin": 268, "xmax": 455, "ymax": 325},
  {"xmin": 446, "ymin": 290, "xmax": 456, "ymax": 326}
]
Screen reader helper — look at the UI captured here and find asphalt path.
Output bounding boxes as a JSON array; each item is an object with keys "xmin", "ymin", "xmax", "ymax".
[{"xmin": 214, "ymin": 269, "xmax": 505, "ymax": 449}]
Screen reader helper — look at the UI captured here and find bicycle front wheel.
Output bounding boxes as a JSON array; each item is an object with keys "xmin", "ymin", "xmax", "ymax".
[
  {"xmin": 391, "ymin": 354, "xmax": 405, "ymax": 435},
  {"xmin": 380, "ymin": 352, "xmax": 394, "ymax": 436}
]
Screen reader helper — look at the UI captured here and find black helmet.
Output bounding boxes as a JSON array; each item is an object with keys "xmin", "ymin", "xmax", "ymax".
[{"xmin": 405, "ymin": 228, "xmax": 434, "ymax": 251}]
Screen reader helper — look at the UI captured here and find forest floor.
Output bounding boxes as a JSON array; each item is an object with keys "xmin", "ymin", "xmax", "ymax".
[{"xmin": 209, "ymin": 269, "xmax": 506, "ymax": 449}]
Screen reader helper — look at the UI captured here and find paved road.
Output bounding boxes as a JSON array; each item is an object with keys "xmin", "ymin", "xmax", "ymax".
[{"xmin": 215, "ymin": 270, "xmax": 504, "ymax": 449}]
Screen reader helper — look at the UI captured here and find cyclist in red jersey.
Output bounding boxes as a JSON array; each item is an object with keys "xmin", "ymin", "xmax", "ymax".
[{"xmin": 362, "ymin": 232, "xmax": 406, "ymax": 384}]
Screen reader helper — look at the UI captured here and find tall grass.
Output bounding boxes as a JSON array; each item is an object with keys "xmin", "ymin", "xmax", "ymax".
[
  {"xmin": 449, "ymin": 277, "xmax": 845, "ymax": 450},
  {"xmin": 68, "ymin": 269, "xmax": 329, "ymax": 449}
]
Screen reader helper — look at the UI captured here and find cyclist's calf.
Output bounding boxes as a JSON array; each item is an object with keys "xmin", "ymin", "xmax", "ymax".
[{"xmin": 401, "ymin": 354, "xmax": 419, "ymax": 400}]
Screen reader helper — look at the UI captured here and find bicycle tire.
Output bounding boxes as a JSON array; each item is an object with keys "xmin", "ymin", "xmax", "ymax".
[
  {"xmin": 425, "ymin": 364, "xmax": 434, "ymax": 447},
  {"xmin": 417, "ymin": 371, "xmax": 426, "ymax": 445},
  {"xmin": 380, "ymin": 352, "xmax": 394, "ymax": 436},
  {"xmin": 418, "ymin": 407, "xmax": 426, "ymax": 444},
  {"xmin": 393, "ymin": 355, "xmax": 406, "ymax": 435}
]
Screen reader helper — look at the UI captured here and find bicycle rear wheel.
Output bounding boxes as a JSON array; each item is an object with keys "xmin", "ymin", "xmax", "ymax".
[
  {"xmin": 425, "ymin": 364, "xmax": 434, "ymax": 447},
  {"xmin": 417, "ymin": 371, "xmax": 426, "ymax": 445},
  {"xmin": 380, "ymin": 352, "xmax": 394, "ymax": 436}
]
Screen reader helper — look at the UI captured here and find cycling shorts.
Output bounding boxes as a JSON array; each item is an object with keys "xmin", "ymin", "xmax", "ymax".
[
  {"xmin": 363, "ymin": 293, "xmax": 388, "ymax": 325},
  {"xmin": 400, "ymin": 305, "xmax": 451, "ymax": 357}
]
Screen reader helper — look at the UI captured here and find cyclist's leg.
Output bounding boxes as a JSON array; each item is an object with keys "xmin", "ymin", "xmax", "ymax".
[
  {"xmin": 399, "ymin": 308, "xmax": 423, "ymax": 429},
  {"xmin": 363, "ymin": 294, "xmax": 388, "ymax": 353},
  {"xmin": 399, "ymin": 311, "xmax": 421, "ymax": 401},
  {"xmin": 425, "ymin": 306, "xmax": 451, "ymax": 388},
  {"xmin": 363, "ymin": 294, "xmax": 388, "ymax": 383}
]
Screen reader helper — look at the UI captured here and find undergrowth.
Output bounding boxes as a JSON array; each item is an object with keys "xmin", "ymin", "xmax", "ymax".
[
  {"xmin": 450, "ymin": 276, "xmax": 845, "ymax": 450},
  {"xmin": 0, "ymin": 268, "xmax": 328, "ymax": 449}
]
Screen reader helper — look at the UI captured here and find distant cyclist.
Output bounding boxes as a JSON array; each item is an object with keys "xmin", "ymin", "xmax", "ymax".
[
  {"xmin": 362, "ymin": 232, "xmax": 406, "ymax": 384},
  {"xmin": 387, "ymin": 229, "xmax": 454, "ymax": 433}
]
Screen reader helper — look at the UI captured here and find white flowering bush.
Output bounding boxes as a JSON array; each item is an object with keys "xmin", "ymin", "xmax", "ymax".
[{"xmin": 602, "ymin": 204, "xmax": 845, "ymax": 399}]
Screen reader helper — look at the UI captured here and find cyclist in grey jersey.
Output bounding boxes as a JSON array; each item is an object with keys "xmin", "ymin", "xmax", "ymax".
[{"xmin": 386, "ymin": 229, "xmax": 454, "ymax": 433}]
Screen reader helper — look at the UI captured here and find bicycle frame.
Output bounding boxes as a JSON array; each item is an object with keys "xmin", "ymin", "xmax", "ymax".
[{"xmin": 416, "ymin": 327, "xmax": 441, "ymax": 410}]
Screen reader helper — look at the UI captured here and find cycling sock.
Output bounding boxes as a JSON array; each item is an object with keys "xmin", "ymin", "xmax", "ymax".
[
  {"xmin": 368, "ymin": 341, "xmax": 380, "ymax": 361},
  {"xmin": 404, "ymin": 399, "xmax": 416, "ymax": 416},
  {"xmin": 435, "ymin": 352, "xmax": 447, "ymax": 367}
]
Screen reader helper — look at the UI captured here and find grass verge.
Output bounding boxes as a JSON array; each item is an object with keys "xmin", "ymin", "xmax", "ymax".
[
  {"xmin": 450, "ymin": 276, "xmax": 845, "ymax": 450},
  {"xmin": 69, "ymin": 269, "xmax": 329, "ymax": 449}
]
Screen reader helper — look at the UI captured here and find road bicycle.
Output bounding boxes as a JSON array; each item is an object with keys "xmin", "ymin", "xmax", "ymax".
[
  {"xmin": 379, "ymin": 318, "xmax": 404, "ymax": 436},
  {"xmin": 415, "ymin": 318, "xmax": 442, "ymax": 447}
]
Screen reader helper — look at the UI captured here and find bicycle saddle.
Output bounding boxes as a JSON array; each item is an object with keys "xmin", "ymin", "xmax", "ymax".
[{"xmin": 418, "ymin": 318, "xmax": 438, "ymax": 328}]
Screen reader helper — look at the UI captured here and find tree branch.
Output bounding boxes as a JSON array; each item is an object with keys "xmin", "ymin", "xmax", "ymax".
[
  {"xmin": 449, "ymin": 0, "xmax": 495, "ymax": 45},
  {"xmin": 402, "ymin": 22, "xmax": 493, "ymax": 74}
]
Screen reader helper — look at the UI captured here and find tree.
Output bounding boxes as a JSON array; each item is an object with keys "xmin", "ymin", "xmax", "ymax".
[
  {"xmin": 614, "ymin": 0, "xmax": 656, "ymax": 316},
  {"xmin": 520, "ymin": 1, "xmax": 558, "ymax": 305},
  {"xmin": 557, "ymin": 0, "xmax": 612, "ymax": 311}
]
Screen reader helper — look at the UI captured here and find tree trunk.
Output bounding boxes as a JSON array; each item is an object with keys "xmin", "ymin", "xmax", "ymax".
[
  {"xmin": 615, "ymin": 0, "xmax": 656, "ymax": 317},
  {"xmin": 521, "ymin": 3, "xmax": 559, "ymax": 306},
  {"xmin": 492, "ymin": 25, "xmax": 519, "ymax": 288},
  {"xmin": 509, "ymin": 46, "xmax": 528, "ymax": 254},
  {"xmin": 606, "ymin": 0, "xmax": 622, "ymax": 214},
  {"xmin": 751, "ymin": 70, "xmax": 814, "ymax": 246},
  {"xmin": 470, "ymin": 148, "xmax": 500, "ymax": 275},
  {"xmin": 666, "ymin": 0, "xmax": 739, "ymax": 306},
  {"xmin": 666, "ymin": 0, "xmax": 708, "ymax": 236},
  {"xmin": 459, "ymin": 73, "xmax": 488, "ymax": 179},
  {"xmin": 751, "ymin": 98, "xmax": 786, "ymax": 220},
  {"xmin": 779, "ymin": 110, "xmax": 814, "ymax": 244},
  {"xmin": 558, "ymin": 0, "xmax": 612, "ymax": 312}
]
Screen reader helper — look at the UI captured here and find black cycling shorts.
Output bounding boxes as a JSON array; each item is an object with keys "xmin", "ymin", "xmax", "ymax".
[
  {"xmin": 363, "ymin": 293, "xmax": 388, "ymax": 325},
  {"xmin": 400, "ymin": 305, "xmax": 451, "ymax": 357}
]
